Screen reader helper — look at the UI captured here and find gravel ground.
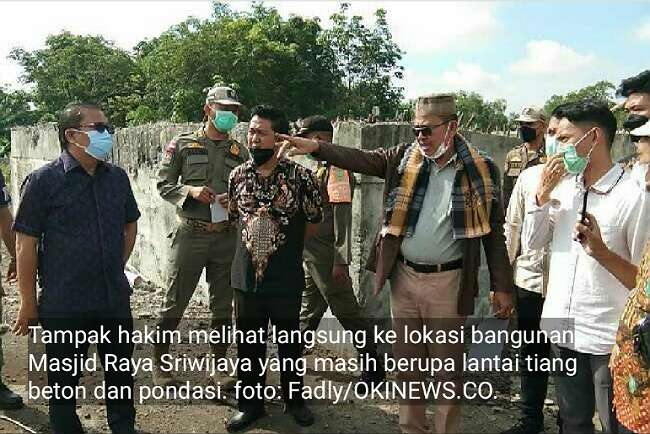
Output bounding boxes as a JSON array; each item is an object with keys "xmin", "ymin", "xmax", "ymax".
[{"xmin": 0, "ymin": 248, "xmax": 562, "ymax": 434}]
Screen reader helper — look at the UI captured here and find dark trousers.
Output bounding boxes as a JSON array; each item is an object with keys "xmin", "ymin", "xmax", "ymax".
[
  {"xmin": 516, "ymin": 287, "xmax": 550, "ymax": 426},
  {"xmin": 551, "ymin": 344, "xmax": 619, "ymax": 434},
  {"xmin": 234, "ymin": 291, "xmax": 304, "ymax": 412},
  {"xmin": 40, "ymin": 311, "xmax": 135, "ymax": 434}
]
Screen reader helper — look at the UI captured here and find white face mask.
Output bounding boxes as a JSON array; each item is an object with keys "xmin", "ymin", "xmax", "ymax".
[{"xmin": 427, "ymin": 124, "xmax": 451, "ymax": 160}]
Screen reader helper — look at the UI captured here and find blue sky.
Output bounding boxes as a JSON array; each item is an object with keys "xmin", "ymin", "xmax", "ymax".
[{"xmin": 1, "ymin": 1, "xmax": 649, "ymax": 113}]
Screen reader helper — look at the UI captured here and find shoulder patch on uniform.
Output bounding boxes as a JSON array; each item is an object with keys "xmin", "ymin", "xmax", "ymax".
[{"xmin": 327, "ymin": 167, "xmax": 352, "ymax": 203}]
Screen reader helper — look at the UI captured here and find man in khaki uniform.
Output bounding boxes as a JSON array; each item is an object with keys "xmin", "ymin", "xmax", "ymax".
[
  {"xmin": 502, "ymin": 107, "xmax": 547, "ymax": 208},
  {"xmin": 297, "ymin": 116, "xmax": 384, "ymax": 384},
  {"xmin": 154, "ymin": 85, "xmax": 249, "ymax": 387}
]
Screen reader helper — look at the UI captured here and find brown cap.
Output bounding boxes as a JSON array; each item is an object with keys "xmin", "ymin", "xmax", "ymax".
[
  {"xmin": 515, "ymin": 106, "xmax": 546, "ymax": 123},
  {"xmin": 415, "ymin": 93, "xmax": 456, "ymax": 119},
  {"xmin": 205, "ymin": 85, "xmax": 241, "ymax": 106}
]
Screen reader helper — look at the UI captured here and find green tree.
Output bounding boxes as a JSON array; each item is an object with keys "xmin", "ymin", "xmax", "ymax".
[
  {"xmin": 323, "ymin": 4, "xmax": 404, "ymax": 119},
  {"xmin": 9, "ymin": 32, "xmax": 137, "ymax": 126},
  {"xmin": 134, "ymin": 2, "xmax": 339, "ymax": 123},
  {"xmin": 455, "ymin": 91, "xmax": 508, "ymax": 133},
  {"xmin": 543, "ymin": 80, "xmax": 629, "ymax": 127},
  {"xmin": 543, "ymin": 81, "xmax": 616, "ymax": 114},
  {"xmin": 0, "ymin": 87, "xmax": 40, "ymax": 156}
]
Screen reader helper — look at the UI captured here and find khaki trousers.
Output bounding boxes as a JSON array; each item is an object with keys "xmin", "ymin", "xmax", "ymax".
[
  {"xmin": 390, "ymin": 261, "xmax": 465, "ymax": 434},
  {"xmin": 156, "ymin": 223, "xmax": 236, "ymax": 357}
]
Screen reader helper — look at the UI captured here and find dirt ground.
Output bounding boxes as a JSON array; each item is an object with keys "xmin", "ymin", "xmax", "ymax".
[{"xmin": 0, "ymin": 247, "xmax": 562, "ymax": 434}]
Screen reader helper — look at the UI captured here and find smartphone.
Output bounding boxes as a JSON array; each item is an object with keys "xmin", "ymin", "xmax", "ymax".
[
  {"xmin": 577, "ymin": 191, "xmax": 588, "ymax": 242},
  {"xmin": 580, "ymin": 191, "xmax": 589, "ymax": 224}
]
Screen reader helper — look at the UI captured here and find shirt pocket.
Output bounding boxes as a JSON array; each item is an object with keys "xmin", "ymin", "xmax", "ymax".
[
  {"xmin": 184, "ymin": 154, "xmax": 209, "ymax": 182},
  {"xmin": 49, "ymin": 199, "xmax": 83, "ymax": 236}
]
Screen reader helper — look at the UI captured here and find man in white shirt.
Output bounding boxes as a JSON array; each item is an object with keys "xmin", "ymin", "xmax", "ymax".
[{"xmin": 523, "ymin": 101, "xmax": 650, "ymax": 434}]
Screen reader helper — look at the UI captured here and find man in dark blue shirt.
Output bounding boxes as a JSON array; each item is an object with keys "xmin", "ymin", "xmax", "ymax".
[{"xmin": 13, "ymin": 103, "xmax": 140, "ymax": 434}]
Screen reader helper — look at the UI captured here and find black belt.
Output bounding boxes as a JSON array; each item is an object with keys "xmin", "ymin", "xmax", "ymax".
[
  {"xmin": 398, "ymin": 255, "xmax": 463, "ymax": 273},
  {"xmin": 181, "ymin": 218, "xmax": 231, "ymax": 233}
]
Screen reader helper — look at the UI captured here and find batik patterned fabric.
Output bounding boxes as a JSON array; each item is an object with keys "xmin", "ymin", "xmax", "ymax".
[
  {"xmin": 229, "ymin": 158, "xmax": 322, "ymax": 281},
  {"xmin": 611, "ymin": 240, "xmax": 650, "ymax": 434}
]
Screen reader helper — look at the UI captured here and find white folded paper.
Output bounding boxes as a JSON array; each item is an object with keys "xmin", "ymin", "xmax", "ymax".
[{"xmin": 210, "ymin": 201, "xmax": 228, "ymax": 223}]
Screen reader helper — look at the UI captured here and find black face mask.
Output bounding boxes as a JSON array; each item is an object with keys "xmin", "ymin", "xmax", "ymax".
[
  {"xmin": 250, "ymin": 148, "xmax": 275, "ymax": 167},
  {"xmin": 519, "ymin": 125, "xmax": 537, "ymax": 143},
  {"xmin": 623, "ymin": 114, "xmax": 649, "ymax": 131}
]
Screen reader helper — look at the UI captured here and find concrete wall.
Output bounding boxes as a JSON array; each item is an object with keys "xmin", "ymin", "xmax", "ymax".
[{"xmin": 10, "ymin": 122, "xmax": 637, "ymax": 324}]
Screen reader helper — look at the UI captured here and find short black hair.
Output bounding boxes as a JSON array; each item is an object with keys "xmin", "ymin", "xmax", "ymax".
[
  {"xmin": 250, "ymin": 105, "xmax": 289, "ymax": 135},
  {"xmin": 550, "ymin": 102, "xmax": 571, "ymax": 119},
  {"xmin": 617, "ymin": 70, "xmax": 650, "ymax": 97},
  {"xmin": 552, "ymin": 100, "xmax": 617, "ymax": 147},
  {"xmin": 57, "ymin": 102, "xmax": 102, "ymax": 150},
  {"xmin": 297, "ymin": 115, "xmax": 333, "ymax": 137}
]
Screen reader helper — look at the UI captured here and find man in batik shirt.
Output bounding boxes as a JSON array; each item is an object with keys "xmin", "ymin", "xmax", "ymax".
[{"xmin": 225, "ymin": 105, "xmax": 322, "ymax": 432}]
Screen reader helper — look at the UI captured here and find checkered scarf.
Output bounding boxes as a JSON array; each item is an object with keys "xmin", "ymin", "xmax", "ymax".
[{"xmin": 383, "ymin": 134, "xmax": 499, "ymax": 239}]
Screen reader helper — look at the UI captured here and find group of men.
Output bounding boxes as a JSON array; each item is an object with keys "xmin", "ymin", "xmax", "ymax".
[
  {"xmin": 500, "ymin": 69, "xmax": 650, "ymax": 434},
  {"xmin": 0, "ymin": 67, "xmax": 648, "ymax": 434}
]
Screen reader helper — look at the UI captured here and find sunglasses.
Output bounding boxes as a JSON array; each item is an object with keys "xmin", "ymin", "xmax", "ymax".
[
  {"xmin": 79, "ymin": 123, "xmax": 115, "ymax": 134},
  {"xmin": 412, "ymin": 121, "xmax": 449, "ymax": 137}
]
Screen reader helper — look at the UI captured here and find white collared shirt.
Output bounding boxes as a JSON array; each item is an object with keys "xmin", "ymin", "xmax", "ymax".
[
  {"xmin": 630, "ymin": 162, "xmax": 649, "ymax": 192},
  {"xmin": 523, "ymin": 164, "xmax": 650, "ymax": 355}
]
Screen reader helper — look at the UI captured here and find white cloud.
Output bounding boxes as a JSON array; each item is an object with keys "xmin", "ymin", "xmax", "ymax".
[
  {"xmin": 0, "ymin": 1, "xmax": 499, "ymax": 88},
  {"xmin": 509, "ymin": 40, "xmax": 596, "ymax": 76},
  {"xmin": 441, "ymin": 62, "xmax": 501, "ymax": 93},
  {"xmin": 402, "ymin": 62, "xmax": 501, "ymax": 99},
  {"xmin": 634, "ymin": 17, "xmax": 650, "ymax": 41},
  {"xmin": 0, "ymin": 1, "xmax": 211, "ymax": 88},
  {"xmin": 264, "ymin": 1, "xmax": 500, "ymax": 55}
]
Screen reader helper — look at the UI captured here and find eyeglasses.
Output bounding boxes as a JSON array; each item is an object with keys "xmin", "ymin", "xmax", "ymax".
[
  {"xmin": 412, "ymin": 121, "xmax": 449, "ymax": 137},
  {"xmin": 79, "ymin": 123, "xmax": 115, "ymax": 134}
]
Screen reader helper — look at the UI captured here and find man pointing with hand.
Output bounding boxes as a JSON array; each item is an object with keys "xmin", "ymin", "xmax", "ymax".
[{"xmin": 278, "ymin": 93, "xmax": 513, "ymax": 434}]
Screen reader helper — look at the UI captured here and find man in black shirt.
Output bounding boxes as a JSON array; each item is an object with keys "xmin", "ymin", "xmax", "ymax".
[{"xmin": 226, "ymin": 105, "xmax": 322, "ymax": 432}]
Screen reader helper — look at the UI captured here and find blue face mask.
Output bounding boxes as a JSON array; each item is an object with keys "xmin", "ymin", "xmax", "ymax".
[
  {"xmin": 76, "ymin": 130, "xmax": 113, "ymax": 161},
  {"xmin": 213, "ymin": 110, "xmax": 238, "ymax": 132}
]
